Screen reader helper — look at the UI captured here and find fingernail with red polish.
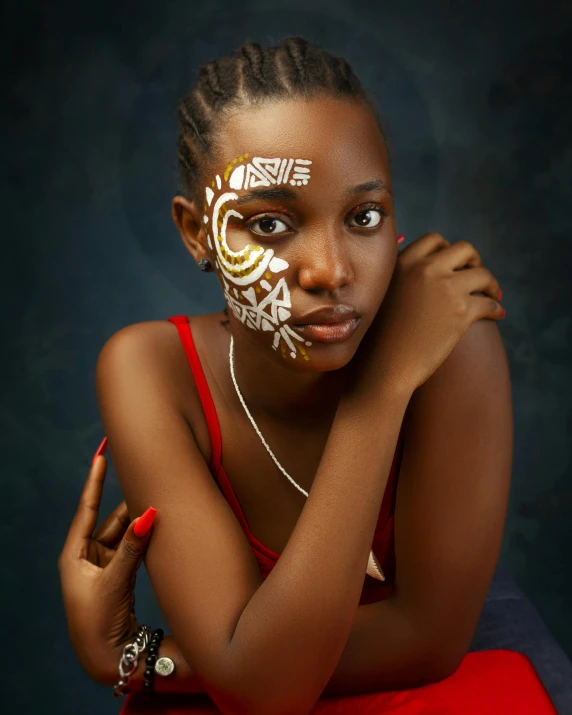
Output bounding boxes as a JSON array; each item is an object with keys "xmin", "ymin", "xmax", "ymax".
[
  {"xmin": 498, "ymin": 289, "xmax": 503, "ymax": 301},
  {"xmin": 92, "ymin": 437, "xmax": 108, "ymax": 465},
  {"xmin": 501, "ymin": 309, "xmax": 506, "ymax": 318},
  {"xmin": 397, "ymin": 234, "xmax": 405, "ymax": 244},
  {"xmin": 134, "ymin": 507, "xmax": 157, "ymax": 537}
]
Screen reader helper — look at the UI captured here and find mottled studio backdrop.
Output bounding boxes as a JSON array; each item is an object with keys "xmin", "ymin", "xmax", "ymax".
[{"xmin": 2, "ymin": 0, "xmax": 571, "ymax": 712}]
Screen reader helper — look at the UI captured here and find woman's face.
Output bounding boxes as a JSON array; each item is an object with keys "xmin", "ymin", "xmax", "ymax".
[{"xmin": 199, "ymin": 95, "xmax": 397, "ymax": 373}]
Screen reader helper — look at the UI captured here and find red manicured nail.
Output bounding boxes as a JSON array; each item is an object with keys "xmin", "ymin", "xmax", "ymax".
[
  {"xmin": 498, "ymin": 289, "xmax": 503, "ymax": 301},
  {"xmin": 501, "ymin": 309, "xmax": 506, "ymax": 318},
  {"xmin": 397, "ymin": 234, "xmax": 405, "ymax": 244},
  {"xmin": 92, "ymin": 437, "xmax": 108, "ymax": 465},
  {"xmin": 134, "ymin": 507, "xmax": 157, "ymax": 537}
]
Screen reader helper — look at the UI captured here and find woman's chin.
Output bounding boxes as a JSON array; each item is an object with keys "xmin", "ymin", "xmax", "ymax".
[{"xmin": 275, "ymin": 342, "xmax": 359, "ymax": 373}]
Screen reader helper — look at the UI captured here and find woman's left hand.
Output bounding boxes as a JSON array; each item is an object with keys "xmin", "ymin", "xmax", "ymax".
[{"xmin": 58, "ymin": 440, "xmax": 157, "ymax": 684}]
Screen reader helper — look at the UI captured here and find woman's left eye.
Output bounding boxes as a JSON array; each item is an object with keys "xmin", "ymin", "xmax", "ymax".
[
  {"xmin": 247, "ymin": 216, "xmax": 290, "ymax": 236},
  {"xmin": 348, "ymin": 209, "xmax": 383, "ymax": 228}
]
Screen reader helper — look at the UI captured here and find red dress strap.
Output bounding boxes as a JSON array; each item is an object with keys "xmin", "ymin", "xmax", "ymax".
[{"xmin": 167, "ymin": 315, "xmax": 222, "ymax": 474}]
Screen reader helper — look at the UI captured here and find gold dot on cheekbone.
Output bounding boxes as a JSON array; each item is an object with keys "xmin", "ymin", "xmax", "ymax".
[
  {"xmin": 265, "ymin": 271, "xmax": 272, "ymax": 280},
  {"xmin": 303, "ymin": 355, "xmax": 310, "ymax": 361},
  {"xmin": 255, "ymin": 286, "xmax": 261, "ymax": 293}
]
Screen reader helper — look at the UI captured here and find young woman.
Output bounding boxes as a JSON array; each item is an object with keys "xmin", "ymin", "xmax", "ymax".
[{"xmin": 58, "ymin": 37, "xmax": 558, "ymax": 714}]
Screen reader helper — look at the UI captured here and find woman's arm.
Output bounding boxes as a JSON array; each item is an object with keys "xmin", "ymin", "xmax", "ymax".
[
  {"xmin": 99, "ymin": 316, "xmax": 511, "ymax": 699},
  {"xmin": 99, "ymin": 601, "xmax": 437, "ymax": 695},
  {"xmin": 319, "ymin": 315, "xmax": 513, "ymax": 692},
  {"xmin": 96, "ymin": 321, "xmax": 411, "ymax": 715}
]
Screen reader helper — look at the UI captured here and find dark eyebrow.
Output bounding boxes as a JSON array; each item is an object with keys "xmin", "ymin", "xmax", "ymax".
[
  {"xmin": 348, "ymin": 179, "xmax": 393, "ymax": 197},
  {"xmin": 233, "ymin": 179, "xmax": 392, "ymax": 205},
  {"xmin": 234, "ymin": 187, "xmax": 297, "ymax": 205}
]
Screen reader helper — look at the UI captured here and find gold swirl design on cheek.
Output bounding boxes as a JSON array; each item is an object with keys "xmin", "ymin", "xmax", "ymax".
[
  {"xmin": 218, "ymin": 206, "xmax": 265, "ymax": 278},
  {"xmin": 215, "ymin": 202, "xmax": 268, "ymax": 281}
]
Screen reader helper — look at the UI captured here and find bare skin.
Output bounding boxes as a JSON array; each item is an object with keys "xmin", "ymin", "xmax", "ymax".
[{"xmin": 59, "ymin": 95, "xmax": 512, "ymax": 713}]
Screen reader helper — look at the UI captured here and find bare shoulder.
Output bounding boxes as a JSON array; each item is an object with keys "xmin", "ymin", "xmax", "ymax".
[
  {"xmin": 96, "ymin": 313, "xmax": 226, "ymax": 412},
  {"xmin": 98, "ymin": 318, "xmax": 185, "ymax": 364},
  {"xmin": 96, "ymin": 321, "xmax": 177, "ymax": 410},
  {"xmin": 416, "ymin": 319, "xmax": 512, "ymax": 420},
  {"xmin": 95, "ymin": 312, "xmax": 229, "ymax": 466}
]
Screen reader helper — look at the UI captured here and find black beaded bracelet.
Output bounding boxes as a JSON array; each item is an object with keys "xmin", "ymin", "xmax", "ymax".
[{"xmin": 142, "ymin": 627, "xmax": 165, "ymax": 699}]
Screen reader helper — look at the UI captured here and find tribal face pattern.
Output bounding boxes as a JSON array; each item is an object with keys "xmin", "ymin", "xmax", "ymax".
[{"xmin": 203, "ymin": 153, "xmax": 313, "ymax": 361}]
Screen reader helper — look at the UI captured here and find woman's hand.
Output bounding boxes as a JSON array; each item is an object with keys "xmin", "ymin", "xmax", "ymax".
[
  {"xmin": 352, "ymin": 232, "xmax": 504, "ymax": 396},
  {"xmin": 57, "ymin": 441, "xmax": 157, "ymax": 684}
]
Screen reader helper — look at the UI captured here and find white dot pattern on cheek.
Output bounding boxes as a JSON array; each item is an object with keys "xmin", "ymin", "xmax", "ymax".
[{"xmin": 205, "ymin": 154, "xmax": 313, "ymax": 361}]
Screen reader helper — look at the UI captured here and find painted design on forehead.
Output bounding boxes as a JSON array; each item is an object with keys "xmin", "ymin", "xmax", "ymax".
[
  {"xmin": 227, "ymin": 157, "xmax": 312, "ymax": 189},
  {"xmin": 204, "ymin": 154, "xmax": 313, "ymax": 361}
]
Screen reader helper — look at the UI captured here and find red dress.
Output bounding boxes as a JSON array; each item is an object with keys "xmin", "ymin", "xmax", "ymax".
[{"xmin": 118, "ymin": 315, "xmax": 557, "ymax": 714}]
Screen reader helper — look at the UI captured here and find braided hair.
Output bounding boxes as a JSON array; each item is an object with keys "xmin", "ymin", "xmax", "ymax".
[{"xmin": 176, "ymin": 37, "xmax": 384, "ymax": 203}]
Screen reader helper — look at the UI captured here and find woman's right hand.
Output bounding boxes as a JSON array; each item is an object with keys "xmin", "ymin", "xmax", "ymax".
[
  {"xmin": 353, "ymin": 232, "xmax": 504, "ymax": 396},
  {"xmin": 58, "ymin": 441, "xmax": 157, "ymax": 685}
]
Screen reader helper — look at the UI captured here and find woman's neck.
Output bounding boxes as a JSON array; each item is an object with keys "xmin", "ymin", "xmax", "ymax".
[{"xmin": 229, "ymin": 329, "xmax": 346, "ymax": 423}]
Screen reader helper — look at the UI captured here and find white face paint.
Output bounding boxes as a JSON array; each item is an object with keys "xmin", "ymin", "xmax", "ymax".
[{"xmin": 204, "ymin": 154, "xmax": 313, "ymax": 361}]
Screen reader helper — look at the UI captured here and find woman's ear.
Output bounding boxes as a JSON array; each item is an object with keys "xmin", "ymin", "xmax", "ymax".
[{"xmin": 172, "ymin": 195, "xmax": 211, "ymax": 264}]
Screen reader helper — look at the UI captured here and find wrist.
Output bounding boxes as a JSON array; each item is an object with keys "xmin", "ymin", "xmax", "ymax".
[
  {"xmin": 96, "ymin": 624, "xmax": 146, "ymax": 689},
  {"xmin": 341, "ymin": 369, "xmax": 413, "ymax": 417},
  {"xmin": 101, "ymin": 631, "xmax": 206, "ymax": 695}
]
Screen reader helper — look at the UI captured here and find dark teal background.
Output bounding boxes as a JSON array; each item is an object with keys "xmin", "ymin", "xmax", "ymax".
[{"xmin": 2, "ymin": 0, "xmax": 571, "ymax": 712}]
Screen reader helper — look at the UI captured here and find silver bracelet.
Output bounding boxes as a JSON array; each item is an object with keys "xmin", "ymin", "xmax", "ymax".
[{"xmin": 112, "ymin": 625, "xmax": 153, "ymax": 698}]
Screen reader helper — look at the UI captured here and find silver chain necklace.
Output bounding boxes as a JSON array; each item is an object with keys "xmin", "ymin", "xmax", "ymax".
[{"xmin": 228, "ymin": 334, "xmax": 385, "ymax": 582}]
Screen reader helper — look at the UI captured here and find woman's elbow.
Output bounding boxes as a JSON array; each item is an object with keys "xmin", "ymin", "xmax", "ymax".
[
  {"xmin": 208, "ymin": 676, "xmax": 317, "ymax": 715},
  {"xmin": 209, "ymin": 686, "xmax": 315, "ymax": 715},
  {"xmin": 421, "ymin": 644, "xmax": 465, "ymax": 686}
]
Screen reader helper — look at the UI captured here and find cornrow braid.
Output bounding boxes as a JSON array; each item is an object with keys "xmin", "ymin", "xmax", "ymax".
[{"xmin": 176, "ymin": 36, "xmax": 381, "ymax": 202}]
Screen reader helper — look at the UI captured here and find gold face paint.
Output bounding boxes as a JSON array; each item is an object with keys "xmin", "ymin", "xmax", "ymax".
[{"xmin": 204, "ymin": 154, "xmax": 313, "ymax": 360}]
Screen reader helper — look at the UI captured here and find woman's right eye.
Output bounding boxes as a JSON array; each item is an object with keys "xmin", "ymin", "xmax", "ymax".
[{"xmin": 247, "ymin": 216, "xmax": 290, "ymax": 236}]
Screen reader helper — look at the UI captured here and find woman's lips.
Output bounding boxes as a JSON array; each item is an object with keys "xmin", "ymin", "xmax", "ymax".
[{"xmin": 291, "ymin": 317, "xmax": 361, "ymax": 343}]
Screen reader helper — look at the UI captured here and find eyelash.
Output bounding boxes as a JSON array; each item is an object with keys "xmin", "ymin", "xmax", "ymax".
[
  {"xmin": 241, "ymin": 202, "xmax": 391, "ymax": 237},
  {"xmin": 347, "ymin": 202, "xmax": 392, "ymax": 226}
]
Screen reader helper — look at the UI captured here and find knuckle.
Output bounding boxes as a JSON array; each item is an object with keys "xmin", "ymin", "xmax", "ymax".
[
  {"xmin": 454, "ymin": 298, "xmax": 468, "ymax": 316},
  {"xmin": 459, "ymin": 239, "xmax": 481, "ymax": 263},
  {"xmin": 483, "ymin": 267, "xmax": 494, "ymax": 283},
  {"xmin": 418, "ymin": 258, "xmax": 434, "ymax": 278}
]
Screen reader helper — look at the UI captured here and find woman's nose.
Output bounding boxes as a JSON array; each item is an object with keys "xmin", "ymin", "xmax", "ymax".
[{"xmin": 296, "ymin": 231, "xmax": 353, "ymax": 293}]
